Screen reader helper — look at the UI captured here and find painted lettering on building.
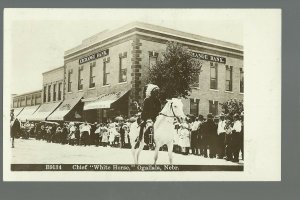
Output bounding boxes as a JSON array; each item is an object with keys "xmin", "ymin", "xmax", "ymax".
[
  {"xmin": 191, "ymin": 52, "xmax": 226, "ymax": 64},
  {"xmin": 79, "ymin": 49, "xmax": 109, "ymax": 64}
]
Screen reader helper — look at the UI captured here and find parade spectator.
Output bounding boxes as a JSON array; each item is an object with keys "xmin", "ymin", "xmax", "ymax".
[
  {"xmin": 202, "ymin": 113, "xmax": 217, "ymax": 158},
  {"xmin": 197, "ymin": 115, "xmax": 205, "ymax": 156},
  {"xmin": 80, "ymin": 122, "xmax": 91, "ymax": 146},
  {"xmin": 68, "ymin": 122, "xmax": 76, "ymax": 145},
  {"xmin": 94, "ymin": 124, "xmax": 101, "ymax": 147},
  {"xmin": 179, "ymin": 118, "xmax": 191, "ymax": 155},
  {"xmin": 101, "ymin": 124, "xmax": 109, "ymax": 147},
  {"xmin": 217, "ymin": 113, "xmax": 226, "ymax": 159},
  {"xmin": 90, "ymin": 122, "xmax": 97, "ymax": 145},
  {"xmin": 231, "ymin": 114, "xmax": 242, "ymax": 162},
  {"xmin": 191, "ymin": 117, "xmax": 200, "ymax": 155},
  {"xmin": 173, "ymin": 117, "xmax": 181, "ymax": 153}
]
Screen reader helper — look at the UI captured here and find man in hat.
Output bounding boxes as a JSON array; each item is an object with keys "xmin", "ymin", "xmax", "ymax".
[
  {"xmin": 217, "ymin": 113, "xmax": 226, "ymax": 159},
  {"xmin": 201, "ymin": 113, "xmax": 217, "ymax": 158},
  {"xmin": 231, "ymin": 114, "xmax": 242, "ymax": 162},
  {"xmin": 197, "ymin": 115, "xmax": 205, "ymax": 156},
  {"xmin": 135, "ymin": 84, "xmax": 161, "ymax": 148}
]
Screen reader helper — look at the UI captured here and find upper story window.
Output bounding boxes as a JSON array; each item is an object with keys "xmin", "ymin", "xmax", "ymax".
[
  {"xmin": 225, "ymin": 65, "xmax": 233, "ymax": 91},
  {"xmin": 67, "ymin": 69, "xmax": 73, "ymax": 92},
  {"xmin": 53, "ymin": 83, "xmax": 57, "ymax": 101},
  {"xmin": 78, "ymin": 66, "xmax": 83, "ymax": 90},
  {"xmin": 149, "ymin": 51, "xmax": 158, "ymax": 68},
  {"xmin": 89, "ymin": 62, "xmax": 96, "ymax": 88},
  {"xmin": 240, "ymin": 68, "xmax": 244, "ymax": 93},
  {"xmin": 43, "ymin": 86, "xmax": 47, "ymax": 103},
  {"xmin": 58, "ymin": 82, "xmax": 62, "ymax": 101},
  {"xmin": 119, "ymin": 52, "xmax": 127, "ymax": 83},
  {"xmin": 103, "ymin": 57, "xmax": 110, "ymax": 86},
  {"xmin": 210, "ymin": 62, "xmax": 218, "ymax": 90},
  {"xmin": 47, "ymin": 85, "xmax": 51, "ymax": 102}
]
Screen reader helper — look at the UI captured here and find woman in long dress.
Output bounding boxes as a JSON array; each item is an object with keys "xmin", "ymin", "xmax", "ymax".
[{"xmin": 179, "ymin": 119, "xmax": 191, "ymax": 155}]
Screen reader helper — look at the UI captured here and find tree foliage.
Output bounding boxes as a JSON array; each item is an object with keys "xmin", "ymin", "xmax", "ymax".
[
  {"xmin": 148, "ymin": 41, "xmax": 202, "ymax": 101},
  {"xmin": 220, "ymin": 99, "xmax": 244, "ymax": 117}
]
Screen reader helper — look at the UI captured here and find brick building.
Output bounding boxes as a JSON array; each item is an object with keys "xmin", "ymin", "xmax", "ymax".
[
  {"xmin": 63, "ymin": 22, "xmax": 243, "ymax": 122},
  {"xmin": 28, "ymin": 66, "xmax": 64, "ymax": 121},
  {"xmin": 11, "ymin": 21, "xmax": 243, "ymax": 123},
  {"xmin": 11, "ymin": 90, "xmax": 42, "ymax": 121}
]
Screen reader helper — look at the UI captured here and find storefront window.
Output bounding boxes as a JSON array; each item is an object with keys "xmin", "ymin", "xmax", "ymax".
[
  {"xmin": 209, "ymin": 100, "xmax": 218, "ymax": 116},
  {"xmin": 210, "ymin": 62, "xmax": 218, "ymax": 90},
  {"xmin": 225, "ymin": 65, "xmax": 233, "ymax": 91}
]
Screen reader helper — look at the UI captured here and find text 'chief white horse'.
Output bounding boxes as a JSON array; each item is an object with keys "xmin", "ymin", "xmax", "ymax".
[{"xmin": 130, "ymin": 98, "xmax": 186, "ymax": 165}]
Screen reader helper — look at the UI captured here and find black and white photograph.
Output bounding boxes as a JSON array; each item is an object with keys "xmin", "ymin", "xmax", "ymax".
[{"xmin": 3, "ymin": 9, "xmax": 281, "ymax": 181}]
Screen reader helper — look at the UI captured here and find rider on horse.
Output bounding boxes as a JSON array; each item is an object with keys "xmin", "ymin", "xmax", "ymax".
[{"xmin": 135, "ymin": 84, "xmax": 161, "ymax": 148}]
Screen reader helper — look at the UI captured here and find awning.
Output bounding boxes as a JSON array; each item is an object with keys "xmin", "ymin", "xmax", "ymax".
[
  {"xmin": 47, "ymin": 96, "xmax": 82, "ymax": 121},
  {"xmin": 12, "ymin": 107, "xmax": 25, "ymax": 117},
  {"xmin": 27, "ymin": 102, "xmax": 61, "ymax": 121},
  {"xmin": 83, "ymin": 89, "xmax": 130, "ymax": 110},
  {"xmin": 17, "ymin": 105, "xmax": 40, "ymax": 122}
]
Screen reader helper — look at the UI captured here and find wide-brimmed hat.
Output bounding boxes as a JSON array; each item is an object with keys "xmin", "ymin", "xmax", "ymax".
[
  {"xmin": 207, "ymin": 113, "xmax": 213, "ymax": 119},
  {"xmin": 219, "ymin": 113, "xmax": 225, "ymax": 117}
]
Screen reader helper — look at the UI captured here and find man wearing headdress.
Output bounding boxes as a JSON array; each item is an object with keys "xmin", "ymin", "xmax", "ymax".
[{"xmin": 135, "ymin": 84, "xmax": 161, "ymax": 148}]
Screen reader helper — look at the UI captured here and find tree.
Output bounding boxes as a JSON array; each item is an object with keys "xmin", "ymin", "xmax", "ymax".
[
  {"xmin": 220, "ymin": 99, "xmax": 244, "ymax": 117},
  {"xmin": 147, "ymin": 41, "xmax": 202, "ymax": 101}
]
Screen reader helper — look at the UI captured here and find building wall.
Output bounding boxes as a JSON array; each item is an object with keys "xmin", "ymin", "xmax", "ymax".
[
  {"xmin": 12, "ymin": 90, "xmax": 42, "ymax": 108},
  {"xmin": 42, "ymin": 67, "xmax": 64, "ymax": 103},
  {"xmin": 64, "ymin": 40, "xmax": 133, "ymax": 100},
  {"xmin": 137, "ymin": 37, "xmax": 243, "ymax": 116}
]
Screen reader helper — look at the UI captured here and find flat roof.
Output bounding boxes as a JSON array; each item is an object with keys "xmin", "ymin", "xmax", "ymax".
[
  {"xmin": 42, "ymin": 66, "xmax": 64, "ymax": 75},
  {"xmin": 12, "ymin": 89, "xmax": 42, "ymax": 98},
  {"xmin": 65, "ymin": 21, "xmax": 243, "ymax": 57}
]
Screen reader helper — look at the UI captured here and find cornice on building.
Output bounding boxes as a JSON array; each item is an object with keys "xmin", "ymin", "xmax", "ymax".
[{"xmin": 64, "ymin": 21, "xmax": 243, "ymax": 59}]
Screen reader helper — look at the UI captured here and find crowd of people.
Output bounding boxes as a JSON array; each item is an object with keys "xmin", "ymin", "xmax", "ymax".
[{"xmin": 12, "ymin": 111, "xmax": 244, "ymax": 163}]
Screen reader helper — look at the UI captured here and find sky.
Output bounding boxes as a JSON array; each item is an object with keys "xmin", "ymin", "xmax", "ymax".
[{"xmin": 5, "ymin": 9, "xmax": 243, "ymax": 95}]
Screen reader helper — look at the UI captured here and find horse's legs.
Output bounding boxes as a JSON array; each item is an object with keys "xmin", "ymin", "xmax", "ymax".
[
  {"xmin": 136, "ymin": 142, "xmax": 144, "ymax": 164},
  {"xmin": 154, "ymin": 141, "xmax": 161, "ymax": 165},
  {"xmin": 167, "ymin": 142, "xmax": 174, "ymax": 164},
  {"xmin": 131, "ymin": 147, "xmax": 137, "ymax": 165},
  {"xmin": 12, "ymin": 137, "xmax": 14, "ymax": 148}
]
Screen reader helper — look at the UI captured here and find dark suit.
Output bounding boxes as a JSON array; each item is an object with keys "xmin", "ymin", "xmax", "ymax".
[{"xmin": 201, "ymin": 119, "xmax": 217, "ymax": 158}]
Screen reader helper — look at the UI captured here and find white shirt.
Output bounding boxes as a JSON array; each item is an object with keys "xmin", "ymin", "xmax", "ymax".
[
  {"xmin": 217, "ymin": 120, "xmax": 226, "ymax": 135},
  {"xmin": 191, "ymin": 121, "xmax": 200, "ymax": 131},
  {"xmin": 232, "ymin": 120, "xmax": 242, "ymax": 132}
]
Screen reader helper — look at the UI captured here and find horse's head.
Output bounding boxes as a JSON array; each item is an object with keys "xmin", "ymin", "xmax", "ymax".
[{"xmin": 161, "ymin": 98, "xmax": 186, "ymax": 121}]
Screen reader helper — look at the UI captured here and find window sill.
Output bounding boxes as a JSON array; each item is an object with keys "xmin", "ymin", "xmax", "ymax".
[
  {"xmin": 68, "ymin": 92, "xmax": 73, "ymax": 94},
  {"xmin": 240, "ymin": 92, "xmax": 244, "ymax": 94},
  {"xmin": 224, "ymin": 91, "xmax": 234, "ymax": 94},
  {"xmin": 209, "ymin": 89, "xmax": 219, "ymax": 92},
  {"xmin": 118, "ymin": 82, "xmax": 127, "ymax": 85},
  {"xmin": 78, "ymin": 90, "xmax": 83, "ymax": 92},
  {"xmin": 88, "ymin": 87, "xmax": 96, "ymax": 90},
  {"xmin": 102, "ymin": 84, "xmax": 110, "ymax": 88}
]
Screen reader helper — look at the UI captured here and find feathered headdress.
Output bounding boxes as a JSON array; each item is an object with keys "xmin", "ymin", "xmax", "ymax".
[{"xmin": 145, "ymin": 84, "xmax": 159, "ymax": 98}]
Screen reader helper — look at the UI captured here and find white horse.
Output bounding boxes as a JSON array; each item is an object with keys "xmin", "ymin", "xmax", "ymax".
[
  {"xmin": 129, "ymin": 98, "xmax": 185, "ymax": 165},
  {"xmin": 153, "ymin": 98, "xmax": 185, "ymax": 165}
]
